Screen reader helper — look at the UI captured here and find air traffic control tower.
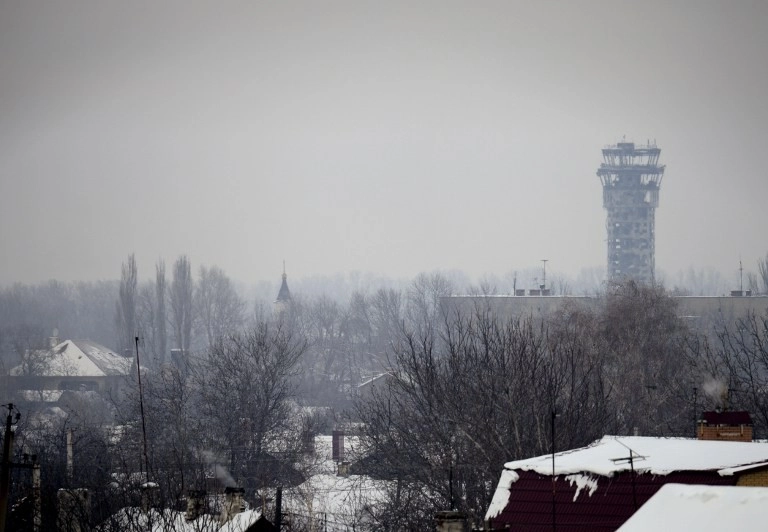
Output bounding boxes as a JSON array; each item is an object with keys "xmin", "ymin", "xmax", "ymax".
[{"xmin": 597, "ymin": 141, "xmax": 665, "ymax": 283}]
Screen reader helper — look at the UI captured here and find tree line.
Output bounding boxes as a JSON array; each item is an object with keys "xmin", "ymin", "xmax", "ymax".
[{"xmin": 3, "ymin": 258, "xmax": 768, "ymax": 529}]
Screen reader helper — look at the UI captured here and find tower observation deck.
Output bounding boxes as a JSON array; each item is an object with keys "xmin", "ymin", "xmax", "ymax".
[{"xmin": 597, "ymin": 141, "xmax": 665, "ymax": 283}]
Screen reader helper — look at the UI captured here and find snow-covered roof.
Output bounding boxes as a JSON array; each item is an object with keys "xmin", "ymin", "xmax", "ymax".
[
  {"xmin": 98, "ymin": 508, "xmax": 263, "ymax": 532},
  {"xmin": 357, "ymin": 373, "xmax": 391, "ymax": 389},
  {"xmin": 310, "ymin": 434, "xmax": 363, "ymax": 474},
  {"xmin": 10, "ymin": 339, "xmax": 132, "ymax": 378},
  {"xmin": 283, "ymin": 434, "xmax": 391, "ymax": 531},
  {"xmin": 284, "ymin": 473, "xmax": 390, "ymax": 531},
  {"xmin": 617, "ymin": 484, "xmax": 768, "ymax": 531},
  {"xmin": 502, "ymin": 435, "xmax": 768, "ymax": 477},
  {"xmin": 19, "ymin": 390, "xmax": 63, "ymax": 402}
]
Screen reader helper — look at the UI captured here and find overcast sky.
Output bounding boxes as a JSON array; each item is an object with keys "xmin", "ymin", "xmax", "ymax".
[{"xmin": 1, "ymin": 1, "xmax": 767, "ymax": 288}]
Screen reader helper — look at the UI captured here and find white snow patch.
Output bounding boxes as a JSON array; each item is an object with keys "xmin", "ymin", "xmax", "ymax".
[
  {"xmin": 502, "ymin": 436, "xmax": 768, "ymax": 477},
  {"xmin": 97, "ymin": 508, "xmax": 262, "ymax": 532},
  {"xmin": 618, "ymin": 484, "xmax": 768, "ymax": 531},
  {"xmin": 283, "ymin": 473, "xmax": 391, "ymax": 531},
  {"xmin": 11, "ymin": 339, "xmax": 131, "ymax": 378},
  {"xmin": 484, "ymin": 469, "xmax": 519, "ymax": 521},
  {"xmin": 565, "ymin": 474, "xmax": 598, "ymax": 501}
]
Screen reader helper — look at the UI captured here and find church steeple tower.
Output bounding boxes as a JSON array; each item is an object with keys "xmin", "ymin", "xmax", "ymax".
[{"xmin": 274, "ymin": 261, "xmax": 291, "ymax": 313}]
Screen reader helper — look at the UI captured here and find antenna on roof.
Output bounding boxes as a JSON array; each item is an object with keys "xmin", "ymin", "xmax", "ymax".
[
  {"xmin": 611, "ymin": 439, "xmax": 646, "ymax": 511},
  {"xmin": 739, "ymin": 257, "xmax": 744, "ymax": 294}
]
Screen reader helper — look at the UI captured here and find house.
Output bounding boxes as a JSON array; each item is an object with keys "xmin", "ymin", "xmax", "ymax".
[
  {"xmin": 485, "ymin": 435, "xmax": 768, "ymax": 531},
  {"xmin": 698, "ymin": 410, "xmax": 753, "ymax": 442},
  {"xmin": 617, "ymin": 483, "xmax": 768, "ymax": 531},
  {"xmin": 283, "ymin": 433, "xmax": 391, "ymax": 531},
  {"xmin": 8, "ymin": 338, "xmax": 132, "ymax": 399}
]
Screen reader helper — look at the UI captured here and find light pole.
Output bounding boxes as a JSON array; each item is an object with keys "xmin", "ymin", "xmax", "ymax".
[{"xmin": 0, "ymin": 403, "xmax": 21, "ymax": 532}]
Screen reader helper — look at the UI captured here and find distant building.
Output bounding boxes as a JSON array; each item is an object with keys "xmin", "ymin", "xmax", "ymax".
[
  {"xmin": 597, "ymin": 141, "xmax": 665, "ymax": 283},
  {"xmin": 440, "ymin": 294, "xmax": 768, "ymax": 330},
  {"xmin": 274, "ymin": 264, "xmax": 292, "ymax": 314},
  {"xmin": 8, "ymin": 338, "xmax": 132, "ymax": 399}
]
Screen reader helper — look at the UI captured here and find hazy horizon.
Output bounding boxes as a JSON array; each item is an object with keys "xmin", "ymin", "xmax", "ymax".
[{"xmin": 2, "ymin": 1, "xmax": 767, "ymax": 288}]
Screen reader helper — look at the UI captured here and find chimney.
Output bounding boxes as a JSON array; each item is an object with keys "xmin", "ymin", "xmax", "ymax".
[
  {"xmin": 57, "ymin": 489, "xmax": 90, "ymax": 532},
  {"xmin": 141, "ymin": 482, "xmax": 159, "ymax": 513},
  {"xmin": 302, "ymin": 428, "xmax": 315, "ymax": 455},
  {"xmin": 332, "ymin": 430, "xmax": 344, "ymax": 462},
  {"xmin": 435, "ymin": 510, "xmax": 468, "ymax": 532},
  {"xmin": 698, "ymin": 410, "xmax": 753, "ymax": 442},
  {"xmin": 49, "ymin": 328, "xmax": 59, "ymax": 348},
  {"xmin": 220, "ymin": 486, "xmax": 245, "ymax": 523},
  {"xmin": 185, "ymin": 490, "xmax": 206, "ymax": 521}
]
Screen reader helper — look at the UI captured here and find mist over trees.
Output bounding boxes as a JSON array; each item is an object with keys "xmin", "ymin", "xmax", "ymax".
[{"xmin": 2, "ymin": 254, "xmax": 768, "ymax": 529}]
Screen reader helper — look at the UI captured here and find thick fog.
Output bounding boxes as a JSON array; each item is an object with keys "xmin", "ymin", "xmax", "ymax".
[{"xmin": 1, "ymin": 1, "xmax": 767, "ymax": 287}]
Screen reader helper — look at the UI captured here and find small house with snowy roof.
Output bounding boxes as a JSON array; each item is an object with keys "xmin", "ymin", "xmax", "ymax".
[
  {"xmin": 9, "ymin": 338, "xmax": 132, "ymax": 399},
  {"xmin": 485, "ymin": 435, "xmax": 768, "ymax": 531}
]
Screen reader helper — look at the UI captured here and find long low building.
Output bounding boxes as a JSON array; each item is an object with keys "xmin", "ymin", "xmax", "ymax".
[{"xmin": 441, "ymin": 294, "xmax": 768, "ymax": 327}]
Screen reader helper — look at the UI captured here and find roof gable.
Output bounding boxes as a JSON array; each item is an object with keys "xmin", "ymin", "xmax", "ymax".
[{"xmin": 10, "ymin": 339, "xmax": 131, "ymax": 378}]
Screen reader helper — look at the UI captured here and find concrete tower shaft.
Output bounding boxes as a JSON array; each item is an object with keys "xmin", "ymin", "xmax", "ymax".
[{"xmin": 597, "ymin": 141, "xmax": 665, "ymax": 283}]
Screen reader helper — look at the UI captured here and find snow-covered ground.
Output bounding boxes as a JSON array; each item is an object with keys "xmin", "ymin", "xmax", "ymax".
[{"xmin": 96, "ymin": 508, "xmax": 264, "ymax": 532}]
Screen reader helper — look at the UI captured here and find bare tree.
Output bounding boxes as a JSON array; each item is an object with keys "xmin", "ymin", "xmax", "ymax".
[
  {"xmin": 601, "ymin": 280, "xmax": 690, "ymax": 436},
  {"xmin": 195, "ymin": 265, "xmax": 245, "ymax": 348},
  {"xmin": 196, "ymin": 322, "xmax": 307, "ymax": 491},
  {"xmin": 758, "ymin": 252, "xmax": 768, "ymax": 294},
  {"xmin": 685, "ymin": 311, "xmax": 768, "ymax": 437},
  {"xmin": 355, "ymin": 303, "xmax": 615, "ymax": 529},
  {"xmin": 406, "ymin": 272, "xmax": 453, "ymax": 333},
  {"xmin": 170, "ymin": 255, "xmax": 194, "ymax": 357},
  {"xmin": 115, "ymin": 254, "xmax": 138, "ymax": 356},
  {"xmin": 156, "ymin": 260, "xmax": 167, "ymax": 366}
]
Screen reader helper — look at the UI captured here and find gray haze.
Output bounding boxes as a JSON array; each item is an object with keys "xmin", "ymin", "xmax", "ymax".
[{"xmin": 1, "ymin": 1, "xmax": 767, "ymax": 286}]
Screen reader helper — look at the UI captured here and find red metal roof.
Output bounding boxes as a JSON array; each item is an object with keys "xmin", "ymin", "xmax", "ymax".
[
  {"xmin": 701, "ymin": 410, "xmax": 753, "ymax": 426},
  {"xmin": 488, "ymin": 470, "xmax": 736, "ymax": 531}
]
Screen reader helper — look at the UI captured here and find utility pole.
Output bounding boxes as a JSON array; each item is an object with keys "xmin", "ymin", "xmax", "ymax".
[
  {"xmin": 32, "ymin": 461, "xmax": 40, "ymax": 532},
  {"xmin": 0, "ymin": 403, "xmax": 21, "ymax": 532},
  {"xmin": 135, "ymin": 336, "xmax": 150, "ymax": 482},
  {"xmin": 66, "ymin": 429, "xmax": 74, "ymax": 483},
  {"xmin": 551, "ymin": 409, "xmax": 557, "ymax": 532},
  {"xmin": 693, "ymin": 387, "xmax": 699, "ymax": 439},
  {"xmin": 275, "ymin": 486, "xmax": 282, "ymax": 532}
]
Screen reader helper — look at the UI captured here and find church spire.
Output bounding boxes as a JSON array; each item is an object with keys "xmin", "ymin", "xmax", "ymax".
[{"xmin": 275, "ymin": 261, "xmax": 291, "ymax": 307}]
